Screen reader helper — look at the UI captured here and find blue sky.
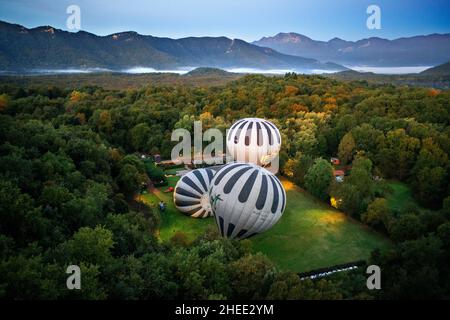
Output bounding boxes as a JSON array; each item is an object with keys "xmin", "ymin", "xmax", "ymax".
[{"xmin": 0, "ymin": 0, "xmax": 449, "ymax": 41}]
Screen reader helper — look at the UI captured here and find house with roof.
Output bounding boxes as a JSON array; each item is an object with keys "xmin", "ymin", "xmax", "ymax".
[{"xmin": 334, "ymin": 169, "xmax": 345, "ymax": 182}]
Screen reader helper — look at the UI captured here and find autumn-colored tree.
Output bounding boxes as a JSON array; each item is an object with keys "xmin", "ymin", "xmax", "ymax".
[
  {"xmin": 284, "ymin": 85, "xmax": 299, "ymax": 96},
  {"xmin": 98, "ymin": 110, "xmax": 113, "ymax": 133},
  {"xmin": 0, "ymin": 93, "xmax": 9, "ymax": 112},
  {"xmin": 362, "ymin": 198, "xmax": 390, "ymax": 231},
  {"xmin": 338, "ymin": 132, "xmax": 356, "ymax": 165}
]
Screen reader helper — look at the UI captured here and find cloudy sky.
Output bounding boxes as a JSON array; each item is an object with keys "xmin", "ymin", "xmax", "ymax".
[{"xmin": 0, "ymin": 0, "xmax": 449, "ymax": 41}]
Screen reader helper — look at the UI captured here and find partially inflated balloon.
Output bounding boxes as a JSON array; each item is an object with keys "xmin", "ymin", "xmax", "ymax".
[
  {"xmin": 209, "ymin": 162, "xmax": 286, "ymax": 239},
  {"xmin": 173, "ymin": 168, "xmax": 215, "ymax": 218},
  {"xmin": 226, "ymin": 118, "xmax": 281, "ymax": 166}
]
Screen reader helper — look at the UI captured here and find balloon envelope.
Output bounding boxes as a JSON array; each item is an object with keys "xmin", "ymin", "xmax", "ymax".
[
  {"xmin": 209, "ymin": 162, "xmax": 286, "ymax": 239},
  {"xmin": 226, "ymin": 118, "xmax": 281, "ymax": 167},
  {"xmin": 173, "ymin": 168, "xmax": 215, "ymax": 218}
]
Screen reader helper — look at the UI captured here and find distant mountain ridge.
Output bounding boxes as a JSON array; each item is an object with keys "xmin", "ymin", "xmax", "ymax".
[
  {"xmin": 0, "ymin": 21, "xmax": 346, "ymax": 72},
  {"xmin": 253, "ymin": 32, "xmax": 450, "ymax": 67}
]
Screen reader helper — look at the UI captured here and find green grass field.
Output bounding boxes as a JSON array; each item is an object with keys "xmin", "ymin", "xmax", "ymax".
[
  {"xmin": 385, "ymin": 181, "xmax": 417, "ymax": 211},
  {"xmin": 143, "ymin": 174, "xmax": 392, "ymax": 272},
  {"xmin": 142, "ymin": 175, "xmax": 214, "ymax": 241},
  {"xmin": 251, "ymin": 179, "xmax": 391, "ymax": 272}
]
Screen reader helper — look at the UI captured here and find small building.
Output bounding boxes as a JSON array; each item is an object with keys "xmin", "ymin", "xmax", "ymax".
[
  {"xmin": 333, "ymin": 170, "xmax": 345, "ymax": 182},
  {"xmin": 330, "ymin": 157, "xmax": 340, "ymax": 165}
]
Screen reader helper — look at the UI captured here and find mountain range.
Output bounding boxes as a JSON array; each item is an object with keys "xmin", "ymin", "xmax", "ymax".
[
  {"xmin": 2, "ymin": 20, "xmax": 449, "ymax": 73},
  {"xmin": 0, "ymin": 21, "xmax": 345, "ymax": 73},
  {"xmin": 253, "ymin": 32, "xmax": 450, "ymax": 67}
]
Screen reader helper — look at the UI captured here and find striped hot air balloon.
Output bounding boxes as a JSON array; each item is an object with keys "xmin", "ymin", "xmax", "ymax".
[
  {"xmin": 226, "ymin": 118, "xmax": 281, "ymax": 167},
  {"xmin": 173, "ymin": 168, "xmax": 215, "ymax": 218},
  {"xmin": 209, "ymin": 162, "xmax": 286, "ymax": 239}
]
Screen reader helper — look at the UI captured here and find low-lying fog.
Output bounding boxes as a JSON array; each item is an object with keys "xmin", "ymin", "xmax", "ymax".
[
  {"xmin": 346, "ymin": 66, "xmax": 432, "ymax": 74},
  {"xmin": 1, "ymin": 66, "xmax": 433, "ymax": 75}
]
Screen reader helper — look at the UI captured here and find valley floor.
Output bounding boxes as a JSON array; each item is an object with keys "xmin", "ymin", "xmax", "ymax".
[{"xmin": 142, "ymin": 174, "xmax": 392, "ymax": 273}]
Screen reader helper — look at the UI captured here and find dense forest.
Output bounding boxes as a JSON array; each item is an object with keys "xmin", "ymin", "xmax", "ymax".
[{"xmin": 0, "ymin": 73, "xmax": 449, "ymax": 299}]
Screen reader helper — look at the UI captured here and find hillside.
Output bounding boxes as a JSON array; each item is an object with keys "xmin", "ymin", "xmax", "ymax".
[
  {"xmin": 421, "ymin": 61, "xmax": 450, "ymax": 76},
  {"xmin": 0, "ymin": 21, "xmax": 346, "ymax": 73},
  {"xmin": 183, "ymin": 67, "xmax": 236, "ymax": 77},
  {"xmin": 328, "ymin": 69, "xmax": 450, "ymax": 89}
]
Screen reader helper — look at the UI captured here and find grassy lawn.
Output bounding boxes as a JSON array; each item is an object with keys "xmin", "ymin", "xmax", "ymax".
[
  {"xmin": 143, "ymin": 173, "xmax": 392, "ymax": 273},
  {"xmin": 141, "ymin": 174, "xmax": 214, "ymax": 241},
  {"xmin": 251, "ymin": 178, "xmax": 392, "ymax": 272},
  {"xmin": 384, "ymin": 181, "xmax": 417, "ymax": 212},
  {"xmin": 163, "ymin": 167, "xmax": 185, "ymax": 175}
]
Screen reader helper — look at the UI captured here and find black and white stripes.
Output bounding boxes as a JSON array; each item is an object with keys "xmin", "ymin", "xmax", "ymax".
[
  {"xmin": 227, "ymin": 118, "xmax": 281, "ymax": 166},
  {"xmin": 173, "ymin": 168, "xmax": 215, "ymax": 218},
  {"xmin": 172, "ymin": 117, "xmax": 286, "ymax": 239},
  {"xmin": 209, "ymin": 162, "xmax": 286, "ymax": 239}
]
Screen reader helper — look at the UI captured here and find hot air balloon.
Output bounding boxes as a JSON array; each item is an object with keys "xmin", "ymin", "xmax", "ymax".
[
  {"xmin": 209, "ymin": 162, "xmax": 286, "ymax": 239},
  {"xmin": 173, "ymin": 168, "xmax": 215, "ymax": 218},
  {"xmin": 226, "ymin": 118, "xmax": 281, "ymax": 167}
]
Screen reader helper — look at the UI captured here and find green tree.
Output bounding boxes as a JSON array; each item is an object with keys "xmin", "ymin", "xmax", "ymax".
[
  {"xmin": 292, "ymin": 153, "xmax": 314, "ymax": 187},
  {"xmin": 170, "ymin": 231, "xmax": 190, "ymax": 247},
  {"xmin": 442, "ymin": 196, "xmax": 450, "ymax": 219},
  {"xmin": 437, "ymin": 222, "xmax": 450, "ymax": 249},
  {"xmin": 105, "ymin": 212, "xmax": 158, "ymax": 257},
  {"xmin": 144, "ymin": 159, "xmax": 165, "ymax": 182},
  {"xmin": 129, "ymin": 123, "xmax": 151, "ymax": 152},
  {"xmin": 117, "ymin": 164, "xmax": 144, "ymax": 198},
  {"xmin": 370, "ymin": 235, "xmax": 444, "ymax": 299},
  {"xmin": 362, "ymin": 198, "xmax": 390, "ymax": 231},
  {"xmin": 330, "ymin": 157, "xmax": 375, "ymax": 217},
  {"xmin": 388, "ymin": 214, "xmax": 425, "ymax": 242},
  {"xmin": 230, "ymin": 253, "xmax": 275, "ymax": 299},
  {"xmin": 59, "ymin": 226, "xmax": 115, "ymax": 266},
  {"xmin": 139, "ymin": 253, "xmax": 178, "ymax": 299},
  {"xmin": 304, "ymin": 158, "xmax": 333, "ymax": 200},
  {"xmin": 377, "ymin": 129, "xmax": 420, "ymax": 179},
  {"xmin": 0, "ymin": 180, "xmax": 49, "ymax": 246},
  {"xmin": 63, "ymin": 262, "xmax": 108, "ymax": 300},
  {"xmin": 411, "ymin": 138, "xmax": 449, "ymax": 207},
  {"xmin": 338, "ymin": 132, "xmax": 356, "ymax": 165},
  {"xmin": 0, "ymin": 254, "xmax": 60, "ymax": 299},
  {"xmin": 350, "ymin": 124, "xmax": 383, "ymax": 160}
]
